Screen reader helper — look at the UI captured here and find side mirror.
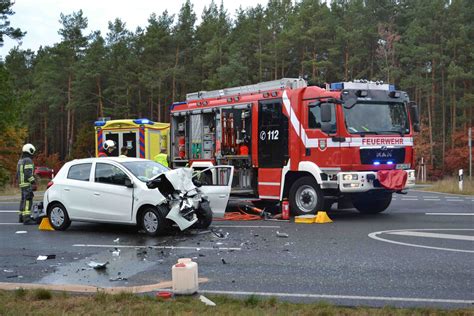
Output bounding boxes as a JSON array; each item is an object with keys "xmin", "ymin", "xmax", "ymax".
[
  {"xmin": 408, "ymin": 101, "xmax": 420, "ymax": 132},
  {"xmin": 124, "ymin": 178, "xmax": 134, "ymax": 188}
]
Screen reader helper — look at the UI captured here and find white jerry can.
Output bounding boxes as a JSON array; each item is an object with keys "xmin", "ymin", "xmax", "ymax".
[{"xmin": 172, "ymin": 258, "xmax": 198, "ymax": 294}]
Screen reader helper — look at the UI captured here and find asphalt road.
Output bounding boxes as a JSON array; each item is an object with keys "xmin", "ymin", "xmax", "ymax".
[{"xmin": 0, "ymin": 190, "xmax": 472, "ymax": 308}]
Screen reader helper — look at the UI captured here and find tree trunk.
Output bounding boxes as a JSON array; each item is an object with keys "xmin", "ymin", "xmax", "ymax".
[
  {"xmin": 66, "ymin": 74, "xmax": 72, "ymax": 158},
  {"xmin": 451, "ymin": 81, "xmax": 456, "ymax": 149},
  {"xmin": 172, "ymin": 46, "xmax": 179, "ymax": 103},
  {"xmin": 429, "ymin": 59, "xmax": 435, "ymax": 166},
  {"xmin": 96, "ymin": 76, "xmax": 103, "ymax": 118},
  {"xmin": 43, "ymin": 113, "xmax": 48, "ymax": 157},
  {"xmin": 441, "ymin": 66, "xmax": 445, "ymax": 169},
  {"xmin": 312, "ymin": 50, "xmax": 317, "ymax": 82},
  {"xmin": 344, "ymin": 48, "xmax": 349, "ymax": 81}
]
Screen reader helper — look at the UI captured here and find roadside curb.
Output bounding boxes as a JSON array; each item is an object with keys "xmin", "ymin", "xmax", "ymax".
[{"xmin": 0, "ymin": 278, "xmax": 208, "ymax": 294}]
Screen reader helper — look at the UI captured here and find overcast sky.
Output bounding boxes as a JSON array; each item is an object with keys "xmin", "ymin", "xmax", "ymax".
[{"xmin": 1, "ymin": 0, "xmax": 269, "ymax": 57}]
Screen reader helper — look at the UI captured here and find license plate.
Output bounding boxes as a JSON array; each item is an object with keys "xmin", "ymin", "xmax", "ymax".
[{"xmin": 396, "ymin": 163, "xmax": 410, "ymax": 170}]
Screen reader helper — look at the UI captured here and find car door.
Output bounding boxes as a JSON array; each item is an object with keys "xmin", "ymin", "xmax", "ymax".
[
  {"xmin": 88, "ymin": 162, "xmax": 134, "ymax": 222},
  {"xmin": 194, "ymin": 166, "xmax": 234, "ymax": 218},
  {"xmin": 62, "ymin": 163, "xmax": 93, "ymax": 219}
]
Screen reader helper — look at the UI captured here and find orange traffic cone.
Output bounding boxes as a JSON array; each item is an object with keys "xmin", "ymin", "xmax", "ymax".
[
  {"xmin": 314, "ymin": 211, "xmax": 333, "ymax": 224},
  {"xmin": 39, "ymin": 218, "xmax": 54, "ymax": 231}
]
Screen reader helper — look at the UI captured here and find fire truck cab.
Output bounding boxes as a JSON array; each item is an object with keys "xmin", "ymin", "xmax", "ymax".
[{"xmin": 170, "ymin": 78, "xmax": 419, "ymax": 215}]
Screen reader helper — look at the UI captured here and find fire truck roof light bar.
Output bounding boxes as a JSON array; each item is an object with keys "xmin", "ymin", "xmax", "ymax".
[
  {"xmin": 186, "ymin": 78, "xmax": 307, "ymax": 101},
  {"xmin": 329, "ymin": 81, "xmax": 395, "ymax": 92}
]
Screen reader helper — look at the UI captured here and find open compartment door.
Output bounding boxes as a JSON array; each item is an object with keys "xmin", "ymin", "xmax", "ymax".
[{"xmin": 194, "ymin": 165, "xmax": 234, "ymax": 218}]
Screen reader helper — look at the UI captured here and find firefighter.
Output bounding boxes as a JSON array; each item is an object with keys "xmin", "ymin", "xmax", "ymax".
[
  {"xmin": 98, "ymin": 140, "xmax": 116, "ymax": 157},
  {"xmin": 17, "ymin": 143, "xmax": 36, "ymax": 225},
  {"xmin": 153, "ymin": 148, "xmax": 168, "ymax": 167},
  {"xmin": 119, "ymin": 147, "xmax": 128, "ymax": 157}
]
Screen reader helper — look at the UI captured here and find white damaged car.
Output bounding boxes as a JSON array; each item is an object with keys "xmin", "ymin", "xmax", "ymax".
[{"xmin": 42, "ymin": 158, "xmax": 233, "ymax": 236}]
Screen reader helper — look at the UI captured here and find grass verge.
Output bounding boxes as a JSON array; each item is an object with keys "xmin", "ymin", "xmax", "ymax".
[
  {"xmin": 0, "ymin": 289, "xmax": 471, "ymax": 315},
  {"xmin": 421, "ymin": 177, "xmax": 474, "ymax": 195},
  {"xmin": 0, "ymin": 179, "xmax": 48, "ymax": 197}
]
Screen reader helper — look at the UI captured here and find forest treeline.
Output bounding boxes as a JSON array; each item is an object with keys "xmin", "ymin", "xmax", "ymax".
[{"xmin": 0, "ymin": 0, "xmax": 473, "ymax": 184}]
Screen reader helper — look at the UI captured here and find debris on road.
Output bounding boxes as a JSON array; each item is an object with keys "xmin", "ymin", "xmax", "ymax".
[
  {"xmin": 199, "ymin": 295, "xmax": 216, "ymax": 306},
  {"xmin": 112, "ymin": 248, "xmax": 121, "ymax": 256},
  {"xmin": 15, "ymin": 231, "xmax": 27, "ymax": 234},
  {"xmin": 109, "ymin": 276, "xmax": 128, "ymax": 282},
  {"xmin": 221, "ymin": 258, "xmax": 227, "ymax": 264},
  {"xmin": 3, "ymin": 269, "xmax": 14, "ymax": 273},
  {"xmin": 37, "ymin": 255, "xmax": 56, "ymax": 260},
  {"xmin": 156, "ymin": 291, "xmax": 173, "ymax": 299},
  {"xmin": 87, "ymin": 261, "xmax": 109, "ymax": 270},
  {"xmin": 113, "ymin": 238, "xmax": 120, "ymax": 243},
  {"xmin": 276, "ymin": 231, "xmax": 289, "ymax": 238}
]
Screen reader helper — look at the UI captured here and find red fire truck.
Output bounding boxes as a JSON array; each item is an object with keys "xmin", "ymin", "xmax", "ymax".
[{"xmin": 170, "ymin": 78, "xmax": 419, "ymax": 215}]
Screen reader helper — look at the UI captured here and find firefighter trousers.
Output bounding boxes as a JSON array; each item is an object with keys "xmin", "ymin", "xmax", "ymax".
[{"xmin": 19, "ymin": 188, "xmax": 34, "ymax": 218}]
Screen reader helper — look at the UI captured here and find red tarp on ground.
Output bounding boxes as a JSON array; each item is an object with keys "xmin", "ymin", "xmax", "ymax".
[{"xmin": 377, "ymin": 170, "xmax": 407, "ymax": 190}]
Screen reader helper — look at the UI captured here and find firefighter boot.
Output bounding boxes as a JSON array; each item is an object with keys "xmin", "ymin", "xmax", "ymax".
[{"xmin": 18, "ymin": 213, "xmax": 23, "ymax": 223}]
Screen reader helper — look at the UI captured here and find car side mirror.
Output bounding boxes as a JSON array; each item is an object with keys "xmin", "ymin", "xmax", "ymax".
[
  {"xmin": 124, "ymin": 178, "xmax": 134, "ymax": 188},
  {"xmin": 320, "ymin": 103, "xmax": 333, "ymax": 123}
]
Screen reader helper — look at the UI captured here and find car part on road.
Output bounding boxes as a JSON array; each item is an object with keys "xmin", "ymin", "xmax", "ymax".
[
  {"xmin": 47, "ymin": 203, "xmax": 71, "ymax": 230},
  {"xmin": 88, "ymin": 261, "xmax": 109, "ymax": 270},
  {"xmin": 276, "ymin": 231, "xmax": 289, "ymax": 238},
  {"xmin": 199, "ymin": 295, "xmax": 216, "ymax": 306}
]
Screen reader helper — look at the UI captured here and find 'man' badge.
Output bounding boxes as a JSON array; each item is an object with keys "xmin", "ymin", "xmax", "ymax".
[{"xmin": 319, "ymin": 139, "xmax": 327, "ymax": 151}]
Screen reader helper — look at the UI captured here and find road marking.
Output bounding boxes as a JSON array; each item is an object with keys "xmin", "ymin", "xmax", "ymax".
[
  {"xmin": 386, "ymin": 231, "xmax": 474, "ymax": 241},
  {"xmin": 73, "ymin": 244, "xmax": 241, "ymax": 251},
  {"xmin": 200, "ymin": 290, "xmax": 474, "ymax": 305},
  {"xmin": 368, "ymin": 229, "xmax": 474, "ymax": 253},
  {"xmin": 0, "ymin": 223, "xmax": 22, "ymax": 225},
  {"xmin": 213, "ymin": 225, "xmax": 280, "ymax": 229},
  {"xmin": 446, "ymin": 199, "xmax": 463, "ymax": 201},
  {"xmin": 0, "ymin": 211, "xmax": 18, "ymax": 213},
  {"xmin": 423, "ymin": 196, "xmax": 439, "ymax": 198},
  {"xmin": 401, "ymin": 198, "xmax": 418, "ymax": 200},
  {"xmin": 424, "ymin": 198, "xmax": 440, "ymax": 201},
  {"xmin": 426, "ymin": 213, "xmax": 474, "ymax": 216}
]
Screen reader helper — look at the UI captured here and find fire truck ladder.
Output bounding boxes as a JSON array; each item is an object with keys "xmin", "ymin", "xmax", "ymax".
[{"xmin": 186, "ymin": 78, "xmax": 308, "ymax": 101}]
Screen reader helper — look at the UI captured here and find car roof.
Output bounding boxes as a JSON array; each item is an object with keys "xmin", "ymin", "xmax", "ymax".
[{"xmin": 67, "ymin": 157, "xmax": 152, "ymax": 165}]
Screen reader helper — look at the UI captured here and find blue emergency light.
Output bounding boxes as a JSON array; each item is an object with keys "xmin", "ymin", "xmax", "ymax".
[
  {"xmin": 387, "ymin": 161, "xmax": 394, "ymax": 165},
  {"xmin": 373, "ymin": 161, "xmax": 381, "ymax": 165},
  {"xmin": 94, "ymin": 121, "xmax": 106, "ymax": 127},
  {"xmin": 133, "ymin": 118, "xmax": 154, "ymax": 125}
]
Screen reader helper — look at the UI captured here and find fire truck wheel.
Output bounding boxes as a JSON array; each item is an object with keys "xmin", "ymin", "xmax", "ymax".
[
  {"xmin": 193, "ymin": 201, "xmax": 213, "ymax": 229},
  {"xmin": 139, "ymin": 205, "xmax": 169, "ymax": 236},
  {"xmin": 289, "ymin": 176, "xmax": 324, "ymax": 215},
  {"xmin": 352, "ymin": 193, "xmax": 392, "ymax": 214}
]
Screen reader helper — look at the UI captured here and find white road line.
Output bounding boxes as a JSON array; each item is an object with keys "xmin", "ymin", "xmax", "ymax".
[
  {"xmin": 446, "ymin": 199, "xmax": 463, "ymax": 202},
  {"xmin": 423, "ymin": 196, "xmax": 439, "ymax": 198},
  {"xmin": 426, "ymin": 213, "xmax": 474, "ymax": 216},
  {"xmin": 401, "ymin": 198, "xmax": 418, "ymax": 200},
  {"xmin": 200, "ymin": 290, "xmax": 474, "ymax": 305},
  {"xmin": 423, "ymin": 198, "xmax": 440, "ymax": 201},
  {"xmin": 0, "ymin": 223, "xmax": 22, "ymax": 225},
  {"xmin": 0, "ymin": 210, "xmax": 19, "ymax": 213},
  {"xmin": 213, "ymin": 225, "xmax": 280, "ymax": 229},
  {"xmin": 369, "ymin": 229, "xmax": 474, "ymax": 253},
  {"xmin": 386, "ymin": 231, "xmax": 474, "ymax": 241},
  {"xmin": 73, "ymin": 244, "xmax": 241, "ymax": 251}
]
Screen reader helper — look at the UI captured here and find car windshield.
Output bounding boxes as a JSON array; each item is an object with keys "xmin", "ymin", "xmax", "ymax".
[
  {"xmin": 120, "ymin": 160, "xmax": 169, "ymax": 182},
  {"xmin": 343, "ymin": 102, "xmax": 409, "ymax": 135}
]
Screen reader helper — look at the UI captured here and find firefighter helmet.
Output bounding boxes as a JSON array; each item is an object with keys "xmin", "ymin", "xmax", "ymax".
[
  {"xmin": 22, "ymin": 143, "xmax": 36, "ymax": 155},
  {"xmin": 103, "ymin": 140, "xmax": 116, "ymax": 151}
]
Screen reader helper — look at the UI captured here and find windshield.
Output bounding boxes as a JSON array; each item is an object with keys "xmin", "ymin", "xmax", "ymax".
[
  {"xmin": 120, "ymin": 160, "xmax": 169, "ymax": 182},
  {"xmin": 343, "ymin": 102, "xmax": 409, "ymax": 135}
]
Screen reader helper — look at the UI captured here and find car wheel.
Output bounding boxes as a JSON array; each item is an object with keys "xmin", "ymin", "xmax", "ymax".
[
  {"xmin": 140, "ymin": 205, "xmax": 169, "ymax": 236},
  {"xmin": 353, "ymin": 193, "xmax": 392, "ymax": 214},
  {"xmin": 193, "ymin": 201, "xmax": 213, "ymax": 229},
  {"xmin": 48, "ymin": 203, "xmax": 71, "ymax": 231},
  {"xmin": 289, "ymin": 176, "xmax": 324, "ymax": 216}
]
